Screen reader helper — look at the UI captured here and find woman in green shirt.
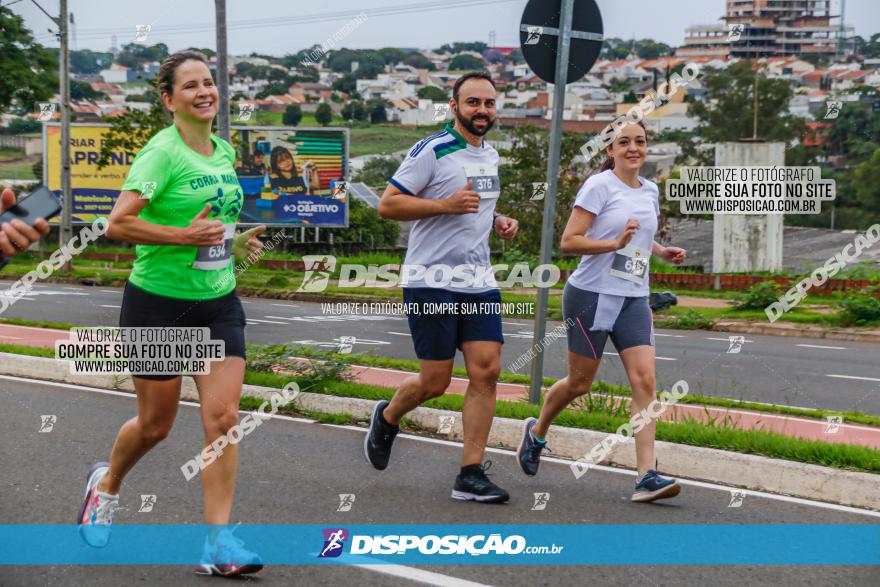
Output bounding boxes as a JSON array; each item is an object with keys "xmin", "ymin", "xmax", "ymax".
[{"xmin": 77, "ymin": 51, "xmax": 266, "ymax": 577}]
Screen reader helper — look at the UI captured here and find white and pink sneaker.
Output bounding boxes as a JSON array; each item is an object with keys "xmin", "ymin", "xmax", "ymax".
[{"xmin": 77, "ymin": 462, "xmax": 119, "ymax": 547}]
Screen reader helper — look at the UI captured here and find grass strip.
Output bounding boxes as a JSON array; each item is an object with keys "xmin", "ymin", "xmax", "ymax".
[
  {"xmin": 242, "ymin": 369, "xmax": 880, "ymax": 474},
  {"xmin": 1, "ymin": 341, "xmax": 875, "ymax": 473}
]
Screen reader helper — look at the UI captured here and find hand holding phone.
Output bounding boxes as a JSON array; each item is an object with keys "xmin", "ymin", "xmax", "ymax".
[{"xmin": 0, "ymin": 186, "xmax": 55, "ymax": 260}]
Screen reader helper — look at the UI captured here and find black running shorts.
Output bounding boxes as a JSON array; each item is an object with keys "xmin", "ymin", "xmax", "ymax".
[{"xmin": 118, "ymin": 281, "xmax": 247, "ymax": 381}]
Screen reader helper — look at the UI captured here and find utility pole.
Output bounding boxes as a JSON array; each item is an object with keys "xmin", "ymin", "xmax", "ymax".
[
  {"xmin": 215, "ymin": 0, "xmax": 230, "ymax": 141},
  {"xmin": 28, "ymin": 0, "xmax": 71, "ymax": 267},
  {"xmin": 58, "ymin": 0, "xmax": 72, "ymax": 270}
]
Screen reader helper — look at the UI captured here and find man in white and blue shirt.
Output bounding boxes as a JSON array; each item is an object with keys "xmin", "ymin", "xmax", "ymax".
[{"xmin": 364, "ymin": 72, "xmax": 519, "ymax": 504}]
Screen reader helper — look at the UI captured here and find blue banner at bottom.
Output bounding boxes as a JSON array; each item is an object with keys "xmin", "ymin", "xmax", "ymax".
[{"xmin": 1, "ymin": 525, "xmax": 878, "ymax": 565}]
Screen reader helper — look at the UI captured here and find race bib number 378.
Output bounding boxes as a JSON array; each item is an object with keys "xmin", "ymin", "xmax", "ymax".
[{"xmin": 192, "ymin": 222, "xmax": 235, "ymax": 271}]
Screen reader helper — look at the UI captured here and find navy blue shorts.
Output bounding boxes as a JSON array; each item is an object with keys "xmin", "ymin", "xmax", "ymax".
[{"xmin": 403, "ymin": 288, "xmax": 504, "ymax": 360}]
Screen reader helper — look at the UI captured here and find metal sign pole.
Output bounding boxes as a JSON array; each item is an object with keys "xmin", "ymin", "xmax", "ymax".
[
  {"xmin": 59, "ymin": 0, "xmax": 72, "ymax": 271},
  {"xmin": 528, "ymin": 0, "xmax": 574, "ymax": 404}
]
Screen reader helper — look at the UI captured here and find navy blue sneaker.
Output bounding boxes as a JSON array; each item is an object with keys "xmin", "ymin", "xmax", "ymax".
[
  {"xmin": 631, "ymin": 469, "xmax": 681, "ymax": 502},
  {"xmin": 452, "ymin": 461, "xmax": 509, "ymax": 504},
  {"xmin": 516, "ymin": 417, "xmax": 548, "ymax": 476},
  {"xmin": 364, "ymin": 400, "xmax": 399, "ymax": 470}
]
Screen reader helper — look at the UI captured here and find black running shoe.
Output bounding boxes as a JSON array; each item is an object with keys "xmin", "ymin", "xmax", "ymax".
[
  {"xmin": 364, "ymin": 400, "xmax": 399, "ymax": 470},
  {"xmin": 452, "ymin": 461, "xmax": 510, "ymax": 503},
  {"xmin": 516, "ymin": 417, "xmax": 548, "ymax": 476}
]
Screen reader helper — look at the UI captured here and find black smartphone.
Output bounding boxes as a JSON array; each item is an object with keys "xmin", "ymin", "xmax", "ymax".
[{"xmin": 0, "ymin": 186, "xmax": 61, "ymax": 226}]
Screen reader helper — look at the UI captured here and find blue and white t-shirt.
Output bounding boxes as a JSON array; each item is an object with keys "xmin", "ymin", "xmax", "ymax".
[
  {"xmin": 567, "ymin": 169, "xmax": 660, "ymax": 297},
  {"xmin": 390, "ymin": 124, "xmax": 501, "ymax": 293}
]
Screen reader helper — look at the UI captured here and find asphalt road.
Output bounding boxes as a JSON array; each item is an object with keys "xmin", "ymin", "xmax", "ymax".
[
  {"xmin": 2, "ymin": 283, "xmax": 879, "ymax": 416},
  {"xmin": 1, "ymin": 376, "xmax": 877, "ymax": 586}
]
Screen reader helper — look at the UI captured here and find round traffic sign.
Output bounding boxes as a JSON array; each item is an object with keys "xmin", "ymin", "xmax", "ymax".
[{"xmin": 519, "ymin": 0, "xmax": 603, "ymax": 85}]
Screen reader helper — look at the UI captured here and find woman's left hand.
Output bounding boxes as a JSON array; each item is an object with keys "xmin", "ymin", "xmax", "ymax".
[
  {"xmin": 494, "ymin": 215, "xmax": 519, "ymax": 241},
  {"xmin": 661, "ymin": 246, "xmax": 687, "ymax": 265},
  {"xmin": 232, "ymin": 225, "xmax": 266, "ymax": 262}
]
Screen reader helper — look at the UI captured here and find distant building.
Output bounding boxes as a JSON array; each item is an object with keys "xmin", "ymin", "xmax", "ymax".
[{"xmin": 677, "ymin": 0, "xmax": 854, "ymax": 59}]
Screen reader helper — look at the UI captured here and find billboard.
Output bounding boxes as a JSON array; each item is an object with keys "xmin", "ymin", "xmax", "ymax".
[{"xmin": 43, "ymin": 123, "xmax": 349, "ymax": 227}]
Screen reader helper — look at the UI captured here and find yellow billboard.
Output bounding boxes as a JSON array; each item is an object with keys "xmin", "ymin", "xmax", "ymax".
[{"xmin": 44, "ymin": 123, "xmax": 134, "ymax": 223}]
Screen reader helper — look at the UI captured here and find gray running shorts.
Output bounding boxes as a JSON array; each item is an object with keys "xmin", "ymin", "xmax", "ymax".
[{"xmin": 562, "ymin": 282, "xmax": 654, "ymax": 359}]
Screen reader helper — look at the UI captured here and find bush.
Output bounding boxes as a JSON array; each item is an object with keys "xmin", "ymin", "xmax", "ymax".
[
  {"xmin": 266, "ymin": 275, "xmax": 290, "ymax": 288},
  {"xmin": 5, "ymin": 118, "xmax": 41, "ymax": 134},
  {"xmin": 653, "ymin": 309, "xmax": 716, "ymax": 330},
  {"xmin": 283, "ymin": 105, "xmax": 302, "ymax": 126},
  {"xmin": 733, "ymin": 280, "xmax": 782, "ymax": 310},
  {"xmin": 247, "ymin": 343, "xmax": 353, "ymax": 391},
  {"xmin": 835, "ymin": 286, "xmax": 880, "ymax": 326},
  {"xmin": 315, "ymin": 103, "xmax": 332, "ymax": 126}
]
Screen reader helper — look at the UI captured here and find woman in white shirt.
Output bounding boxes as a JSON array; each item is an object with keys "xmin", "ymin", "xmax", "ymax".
[{"xmin": 517, "ymin": 121, "xmax": 688, "ymax": 502}]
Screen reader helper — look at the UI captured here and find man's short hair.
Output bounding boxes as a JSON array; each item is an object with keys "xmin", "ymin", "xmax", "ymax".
[{"xmin": 452, "ymin": 71, "xmax": 495, "ymax": 102}]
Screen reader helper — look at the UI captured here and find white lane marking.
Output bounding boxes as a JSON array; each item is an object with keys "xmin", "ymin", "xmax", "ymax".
[
  {"xmin": 605, "ymin": 351, "xmax": 676, "ymax": 361},
  {"xmin": 100, "ymin": 305, "xmax": 120, "ymax": 309},
  {"xmin": 99, "ymin": 289, "xmax": 118, "ymax": 294},
  {"xmin": 387, "ymin": 331, "xmax": 411, "ymax": 336},
  {"xmin": 827, "ymin": 374, "xmax": 880, "ymax": 383},
  {"xmin": 706, "ymin": 337, "xmax": 754, "ymax": 343},
  {"xmin": 654, "ymin": 333, "xmax": 685, "ymax": 338},
  {"xmin": 8, "ymin": 374, "xmax": 879, "ymax": 520},
  {"xmin": 61, "ymin": 287, "xmax": 82, "ymax": 291},
  {"xmin": 248, "ymin": 318, "xmax": 289, "ymax": 325},
  {"xmin": 289, "ymin": 339, "xmax": 391, "ymax": 347},
  {"xmin": 797, "ymin": 344, "xmax": 847, "ymax": 350},
  {"xmin": 263, "ymin": 315, "xmax": 298, "ymax": 321},
  {"xmin": 501, "ymin": 321, "xmax": 521, "ymax": 326},
  {"xmin": 240, "ymin": 301, "xmax": 252, "ymax": 304},
  {"xmin": 350, "ymin": 563, "xmax": 492, "ymax": 587},
  {"xmin": 271, "ymin": 303, "xmax": 295, "ymax": 307}
]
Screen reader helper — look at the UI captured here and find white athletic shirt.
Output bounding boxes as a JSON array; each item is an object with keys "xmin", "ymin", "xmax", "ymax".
[
  {"xmin": 566, "ymin": 169, "xmax": 659, "ymax": 297},
  {"xmin": 390, "ymin": 125, "xmax": 500, "ymax": 293}
]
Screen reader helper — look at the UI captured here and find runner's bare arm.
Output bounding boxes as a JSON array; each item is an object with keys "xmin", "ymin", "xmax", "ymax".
[
  {"xmin": 561, "ymin": 207, "xmax": 629, "ymax": 255},
  {"xmin": 107, "ymin": 190, "xmax": 224, "ymax": 247},
  {"xmin": 653, "ymin": 240, "xmax": 687, "ymax": 264},
  {"xmin": 378, "ymin": 180, "xmax": 479, "ymax": 221}
]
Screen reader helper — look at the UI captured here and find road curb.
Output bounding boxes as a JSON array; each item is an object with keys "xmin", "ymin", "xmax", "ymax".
[
  {"xmin": 3, "ymin": 352, "xmax": 877, "ymax": 511},
  {"xmin": 712, "ymin": 320, "xmax": 880, "ymax": 343}
]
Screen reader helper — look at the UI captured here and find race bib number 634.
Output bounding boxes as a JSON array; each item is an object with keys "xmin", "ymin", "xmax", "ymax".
[{"xmin": 192, "ymin": 222, "xmax": 235, "ymax": 271}]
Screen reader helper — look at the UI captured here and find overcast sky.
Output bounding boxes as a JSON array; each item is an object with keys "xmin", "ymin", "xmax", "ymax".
[{"xmin": 9, "ymin": 0, "xmax": 878, "ymax": 56}]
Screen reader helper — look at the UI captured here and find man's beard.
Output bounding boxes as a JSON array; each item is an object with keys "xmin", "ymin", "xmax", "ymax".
[{"xmin": 455, "ymin": 108, "xmax": 495, "ymax": 136}]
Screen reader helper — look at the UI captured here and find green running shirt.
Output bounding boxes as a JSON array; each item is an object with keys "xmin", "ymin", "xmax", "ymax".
[{"xmin": 121, "ymin": 125, "xmax": 243, "ymax": 300}]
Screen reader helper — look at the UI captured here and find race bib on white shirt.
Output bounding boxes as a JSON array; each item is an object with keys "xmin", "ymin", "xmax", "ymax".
[
  {"xmin": 609, "ymin": 243, "xmax": 649, "ymax": 284},
  {"xmin": 192, "ymin": 222, "xmax": 235, "ymax": 271},
  {"xmin": 463, "ymin": 164, "xmax": 500, "ymax": 199}
]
